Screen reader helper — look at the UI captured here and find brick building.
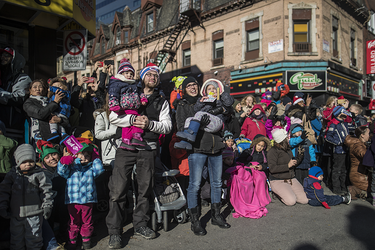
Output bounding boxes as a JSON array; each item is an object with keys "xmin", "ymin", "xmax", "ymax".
[{"xmin": 63, "ymin": 0, "xmax": 372, "ymax": 107}]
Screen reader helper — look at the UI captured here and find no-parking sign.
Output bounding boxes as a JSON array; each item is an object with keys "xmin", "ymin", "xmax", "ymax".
[{"xmin": 63, "ymin": 29, "xmax": 87, "ymax": 71}]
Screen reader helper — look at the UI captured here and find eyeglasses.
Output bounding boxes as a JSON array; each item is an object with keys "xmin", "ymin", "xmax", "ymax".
[
  {"xmin": 186, "ymin": 83, "xmax": 198, "ymax": 89},
  {"xmin": 146, "ymin": 73, "xmax": 159, "ymax": 79}
]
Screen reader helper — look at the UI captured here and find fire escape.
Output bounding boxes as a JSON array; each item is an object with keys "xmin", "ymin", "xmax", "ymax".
[{"xmin": 154, "ymin": 0, "xmax": 203, "ymax": 72}]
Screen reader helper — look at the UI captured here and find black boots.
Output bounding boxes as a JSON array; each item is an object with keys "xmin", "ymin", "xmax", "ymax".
[
  {"xmin": 188, "ymin": 207, "xmax": 207, "ymax": 236},
  {"xmin": 211, "ymin": 203, "xmax": 231, "ymax": 229}
]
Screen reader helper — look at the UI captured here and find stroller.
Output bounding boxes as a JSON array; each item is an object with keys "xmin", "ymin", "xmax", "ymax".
[{"xmin": 132, "ymin": 158, "xmax": 187, "ymax": 232}]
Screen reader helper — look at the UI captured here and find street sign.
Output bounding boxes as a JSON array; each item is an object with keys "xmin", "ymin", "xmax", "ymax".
[{"xmin": 63, "ymin": 29, "xmax": 87, "ymax": 71}]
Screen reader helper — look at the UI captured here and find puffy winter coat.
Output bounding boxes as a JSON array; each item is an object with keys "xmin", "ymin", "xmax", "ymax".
[
  {"xmin": 344, "ymin": 135, "xmax": 370, "ymax": 191},
  {"xmin": 267, "ymin": 146, "xmax": 295, "ymax": 180},
  {"xmin": 169, "ymin": 133, "xmax": 189, "ymax": 176},
  {"xmin": 325, "ymin": 118, "xmax": 349, "ymax": 154},
  {"xmin": 240, "ymin": 105, "xmax": 267, "ymax": 140},
  {"xmin": 289, "ymin": 136, "xmax": 316, "ymax": 169},
  {"xmin": 0, "ymin": 135, "xmax": 18, "ymax": 173},
  {"xmin": 0, "ymin": 166, "xmax": 54, "ymax": 218},
  {"xmin": 303, "ymin": 176, "xmax": 326, "ymax": 203},
  {"xmin": 94, "ymin": 111, "xmax": 119, "ymax": 167}
]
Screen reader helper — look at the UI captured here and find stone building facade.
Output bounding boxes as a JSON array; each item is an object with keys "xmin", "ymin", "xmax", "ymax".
[{"xmin": 63, "ymin": 0, "xmax": 371, "ymax": 106}]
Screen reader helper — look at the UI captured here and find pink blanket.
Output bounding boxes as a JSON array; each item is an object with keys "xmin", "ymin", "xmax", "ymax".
[{"xmin": 226, "ymin": 164, "xmax": 271, "ymax": 219}]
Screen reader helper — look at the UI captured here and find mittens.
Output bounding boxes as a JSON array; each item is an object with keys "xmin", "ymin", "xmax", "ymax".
[
  {"xmin": 60, "ymin": 155, "xmax": 75, "ymax": 165},
  {"xmin": 322, "ymin": 202, "xmax": 330, "ymax": 209},
  {"xmin": 43, "ymin": 207, "xmax": 53, "ymax": 220}
]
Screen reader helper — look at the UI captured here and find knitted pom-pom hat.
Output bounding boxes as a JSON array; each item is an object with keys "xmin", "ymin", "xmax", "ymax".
[{"xmin": 117, "ymin": 58, "xmax": 135, "ymax": 75}]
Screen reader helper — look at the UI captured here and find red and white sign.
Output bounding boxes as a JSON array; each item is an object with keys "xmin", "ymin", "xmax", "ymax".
[
  {"xmin": 63, "ymin": 29, "xmax": 87, "ymax": 71},
  {"xmin": 367, "ymin": 39, "xmax": 375, "ymax": 75}
]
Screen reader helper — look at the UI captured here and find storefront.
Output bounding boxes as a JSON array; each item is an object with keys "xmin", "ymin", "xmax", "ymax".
[
  {"xmin": 0, "ymin": 0, "xmax": 95, "ymax": 80},
  {"xmin": 230, "ymin": 61, "xmax": 366, "ymax": 107}
]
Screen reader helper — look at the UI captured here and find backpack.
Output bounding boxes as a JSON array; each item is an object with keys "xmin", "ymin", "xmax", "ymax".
[{"xmin": 235, "ymin": 138, "xmax": 252, "ymax": 154}]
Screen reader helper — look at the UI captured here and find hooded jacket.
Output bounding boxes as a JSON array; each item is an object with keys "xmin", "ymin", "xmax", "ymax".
[
  {"xmin": 344, "ymin": 135, "xmax": 369, "ymax": 191},
  {"xmin": 0, "ymin": 166, "xmax": 54, "ymax": 218},
  {"xmin": 325, "ymin": 118, "xmax": 349, "ymax": 154},
  {"xmin": 0, "ymin": 134, "xmax": 18, "ymax": 174},
  {"xmin": 0, "ymin": 48, "xmax": 32, "ymax": 140},
  {"xmin": 237, "ymin": 134, "xmax": 271, "ymax": 171},
  {"xmin": 240, "ymin": 104, "xmax": 267, "ymax": 140}
]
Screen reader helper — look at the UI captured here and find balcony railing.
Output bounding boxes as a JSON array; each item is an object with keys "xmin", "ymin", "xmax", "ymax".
[{"xmin": 293, "ymin": 43, "xmax": 311, "ymax": 52}]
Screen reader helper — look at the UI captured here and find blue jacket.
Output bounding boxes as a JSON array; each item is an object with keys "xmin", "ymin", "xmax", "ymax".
[
  {"xmin": 325, "ymin": 118, "xmax": 349, "ymax": 154},
  {"xmin": 311, "ymin": 118, "xmax": 323, "ymax": 153},
  {"xmin": 303, "ymin": 176, "xmax": 326, "ymax": 203},
  {"xmin": 289, "ymin": 136, "xmax": 316, "ymax": 169},
  {"xmin": 49, "ymin": 86, "xmax": 71, "ymax": 118},
  {"xmin": 57, "ymin": 158, "xmax": 104, "ymax": 204}
]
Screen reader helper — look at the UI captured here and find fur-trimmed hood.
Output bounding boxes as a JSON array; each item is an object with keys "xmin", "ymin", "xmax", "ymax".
[{"xmin": 251, "ymin": 134, "xmax": 271, "ymax": 151}]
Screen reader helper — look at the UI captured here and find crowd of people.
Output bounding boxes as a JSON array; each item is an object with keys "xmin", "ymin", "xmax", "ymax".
[{"xmin": 0, "ymin": 46, "xmax": 375, "ymax": 250}]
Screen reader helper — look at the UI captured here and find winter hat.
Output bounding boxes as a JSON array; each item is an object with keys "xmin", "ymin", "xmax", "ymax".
[
  {"xmin": 309, "ymin": 166, "xmax": 323, "ymax": 178},
  {"xmin": 290, "ymin": 117, "xmax": 303, "ymax": 125},
  {"xmin": 232, "ymin": 99, "xmax": 241, "ymax": 110},
  {"xmin": 0, "ymin": 120, "xmax": 6, "ymax": 134},
  {"xmin": 76, "ymin": 137, "xmax": 97, "ymax": 153},
  {"xmin": 250, "ymin": 104, "xmax": 265, "ymax": 115},
  {"xmin": 36, "ymin": 140, "xmax": 60, "ymax": 162},
  {"xmin": 200, "ymin": 79, "xmax": 224, "ymax": 96},
  {"xmin": 223, "ymin": 131, "xmax": 234, "ymax": 141},
  {"xmin": 117, "ymin": 58, "xmax": 135, "ymax": 75},
  {"xmin": 293, "ymin": 96, "xmax": 304, "ymax": 105},
  {"xmin": 262, "ymin": 91, "xmax": 272, "ymax": 100},
  {"xmin": 222, "ymin": 147, "xmax": 234, "ymax": 159},
  {"xmin": 172, "ymin": 76, "xmax": 187, "ymax": 89},
  {"xmin": 272, "ymin": 129, "xmax": 288, "ymax": 144},
  {"xmin": 295, "ymin": 92, "xmax": 304, "ymax": 99},
  {"xmin": 0, "ymin": 47, "xmax": 14, "ymax": 57},
  {"xmin": 290, "ymin": 124, "xmax": 303, "ymax": 134},
  {"xmin": 282, "ymin": 96, "xmax": 292, "ymax": 106},
  {"xmin": 14, "ymin": 144, "xmax": 36, "ymax": 167},
  {"xmin": 333, "ymin": 106, "xmax": 345, "ymax": 117},
  {"xmin": 140, "ymin": 62, "xmax": 160, "ymax": 80},
  {"xmin": 181, "ymin": 76, "xmax": 197, "ymax": 90}
]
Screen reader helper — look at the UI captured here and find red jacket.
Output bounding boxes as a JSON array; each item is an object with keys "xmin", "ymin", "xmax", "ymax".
[
  {"xmin": 240, "ymin": 105, "xmax": 267, "ymax": 140},
  {"xmin": 169, "ymin": 133, "xmax": 189, "ymax": 176}
]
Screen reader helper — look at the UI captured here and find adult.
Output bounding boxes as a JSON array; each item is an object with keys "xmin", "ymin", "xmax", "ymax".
[
  {"xmin": 175, "ymin": 77, "xmax": 230, "ymax": 237},
  {"xmin": 23, "ymin": 79, "xmax": 66, "ymax": 143},
  {"xmin": 70, "ymin": 69, "xmax": 107, "ymax": 131},
  {"xmin": 267, "ymin": 129, "xmax": 308, "ymax": 206},
  {"xmin": 94, "ymin": 94, "xmax": 119, "ymax": 168},
  {"xmin": 0, "ymin": 47, "xmax": 32, "ymax": 142},
  {"xmin": 233, "ymin": 99, "xmax": 245, "ymax": 125},
  {"xmin": 106, "ymin": 63, "xmax": 172, "ymax": 248},
  {"xmin": 344, "ymin": 126, "xmax": 371, "ymax": 199},
  {"xmin": 285, "ymin": 93, "xmax": 314, "ymax": 121}
]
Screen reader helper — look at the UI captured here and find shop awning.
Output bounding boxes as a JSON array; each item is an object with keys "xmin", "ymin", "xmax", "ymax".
[{"xmin": 0, "ymin": 0, "xmax": 96, "ymax": 38}]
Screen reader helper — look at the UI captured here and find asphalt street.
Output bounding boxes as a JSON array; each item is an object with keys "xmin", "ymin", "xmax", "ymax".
[{"xmin": 87, "ymin": 185, "xmax": 375, "ymax": 250}]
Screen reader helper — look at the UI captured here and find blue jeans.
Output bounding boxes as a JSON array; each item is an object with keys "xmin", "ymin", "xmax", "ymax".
[
  {"xmin": 187, "ymin": 153, "xmax": 222, "ymax": 209},
  {"xmin": 308, "ymin": 195, "xmax": 343, "ymax": 207}
]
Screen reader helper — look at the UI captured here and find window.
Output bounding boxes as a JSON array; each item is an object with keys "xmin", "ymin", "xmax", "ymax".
[
  {"xmin": 101, "ymin": 38, "xmax": 105, "ymax": 54},
  {"xmin": 332, "ymin": 16, "xmax": 338, "ymax": 58},
  {"xmin": 183, "ymin": 49, "xmax": 191, "ymax": 66},
  {"xmin": 214, "ymin": 40, "xmax": 223, "ymax": 59},
  {"xmin": 247, "ymin": 29, "xmax": 259, "ymax": 51},
  {"xmin": 350, "ymin": 29, "xmax": 356, "ymax": 66},
  {"xmin": 124, "ymin": 31, "xmax": 129, "ymax": 44},
  {"xmin": 290, "ymin": 8, "xmax": 313, "ymax": 53},
  {"xmin": 212, "ymin": 30, "xmax": 224, "ymax": 66},
  {"xmin": 147, "ymin": 12, "xmax": 154, "ymax": 33},
  {"xmin": 116, "ymin": 26, "xmax": 121, "ymax": 45}
]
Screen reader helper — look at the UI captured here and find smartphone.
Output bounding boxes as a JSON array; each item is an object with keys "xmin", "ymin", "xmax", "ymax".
[
  {"xmin": 86, "ymin": 77, "xmax": 95, "ymax": 83},
  {"xmin": 98, "ymin": 61, "xmax": 104, "ymax": 67},
  {"xmin": 104, "ymin": 60, "xmax": 114, "ymax": 65}
]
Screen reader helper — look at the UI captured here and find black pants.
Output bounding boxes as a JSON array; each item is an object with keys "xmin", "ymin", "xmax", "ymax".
[
  {"xmin": 332, "ymin": 153, "xmax": 347, "ymax": 193},
  {"xmin": 106, "ymin": 148, "xmax": 156, "ymax": 235}
]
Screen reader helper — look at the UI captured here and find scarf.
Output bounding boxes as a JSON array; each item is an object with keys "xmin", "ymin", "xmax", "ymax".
[
  {"xmin": 29, "ymin": 95, "xmax": 49, "ymax": 139},
  {"xmin": 184, "ymin": 94, "xmax": 199, "ymax": 105}
]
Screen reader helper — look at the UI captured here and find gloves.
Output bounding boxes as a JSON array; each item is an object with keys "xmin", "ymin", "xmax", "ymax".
[
  {"xmin": 43, "ymin": 207, "xmax": 53, "ymax": 220},
  {"xmin": 208, "ymin": 107, "xmax": 224, "ymax": 116},
  {"xmin": 60, "ymin": 155, "xmax": 75, "ymax": 165},
  {"xmin": 200, "ymin": 114, "xmax": 211, "ymax": 128},
  {"xmin": 300, "ymin": 131, "xmax": 308, "ymax": 140},
  {"xmin": 310, "ymin": 161, "xmax": 318, "ymax": 168},
  {"xmin": 0, "ymin": 209, "xmax": 10, "ymax": 219},
  {"xmin": 322, "ymin": 202, "xmax": 330, "ymax": 209},
  {"xmin": 268, "ymin": 105, "xmax": 278, "ymax": 120}
]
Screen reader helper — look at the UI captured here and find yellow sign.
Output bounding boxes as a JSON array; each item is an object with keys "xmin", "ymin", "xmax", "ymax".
[{"xmin": 4, "ymin": 0, "xmax": 96, "ymax": 35}]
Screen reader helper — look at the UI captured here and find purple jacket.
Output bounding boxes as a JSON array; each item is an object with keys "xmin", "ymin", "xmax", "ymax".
[{"xmin": 265, "ymin": 116, "xmax": 291, "ymax": 140}]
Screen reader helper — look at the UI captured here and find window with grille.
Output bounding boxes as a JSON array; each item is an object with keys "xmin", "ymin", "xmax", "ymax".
[
  {"xmin": 183, "ymin": 49, "xmax": 191, "ymax": 66},
  {"xmin": 292, "ymin": 9, "xmax": 311, "ymax": 53},
  {"xmin": 124, "ymin": 31, "xmax": 128, "ymax": 44},
  {"xmin": 116, "ymin": 26, "xmax": 121, "ymax": 45},
  {"xmin": 332, "ymin": 16, "xmax": 338, "ymax": 58},
  {"xmin": 147, "ymin": 13, "xmax": 154, "ymax": 33}
]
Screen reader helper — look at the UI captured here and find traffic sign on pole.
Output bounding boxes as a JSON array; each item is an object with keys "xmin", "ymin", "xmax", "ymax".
[{"xmin": 63, "ymin": 29, "xmax": 87, "ymax": 71}]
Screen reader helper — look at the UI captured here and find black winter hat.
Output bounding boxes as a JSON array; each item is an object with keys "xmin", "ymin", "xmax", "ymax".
[
  {"xmin": 181, "ymin": 76, "xmax": 197, "ymax": 90},
  {"xmin": 282, "ymin": 96, "xmax": 292, "ymax": 106}
]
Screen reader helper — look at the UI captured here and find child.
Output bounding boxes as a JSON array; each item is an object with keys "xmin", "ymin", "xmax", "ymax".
[
  {"xmin": 0, "ymin": 144, "xmax": 54, "ymax": 249},
  {"xmin": 48, "ymin": 77, "xmax": 71, "ymax": 142},
  {"xmin": 58, "ymin": 138, "xmax": 104, "ymax": 249},
  {"xmin": 0, "ymin": 120, "xmax": 18, "ymax": 176},
  {"xmin": 237, "ymin": 134, "xmax": 271, "ymax": 174},
  {"xmin": 260, "ymin": 90, "xmax": 272, "ymax": 107},
  {"xmin": 107, "ymin": 58, "xmax": 148, "ymax": 149},
  {"xmin": 223, "ymin": 130, "xmax": 238, "ymax": 158},
  {"xmin": 175, "ymin": 79, "xmax": 234, "ymax": 150},
  {"xmin": 240, "ymin": 104, "xmax": 267, "ymax": 140},
  {"xmin": 325, "ymin": 106, "xmax": 351, "ymax": 195},
  {"xmin": 289, "ymin": 123, "xmax": 317, "ymax": 184},
  {"xmin": 170, "ymin": 75, "xmax": 187, "ymax": 111},
  {"xmin": 349, "ymin": 104, "xmax": 367, "ymax": 128},
  {"xmin": 303, "ymin": 166, "xmax": 351, "ymax": 209},
  {"xmin": 265, "ymin": 104, "xmax": 291, "ymax": 140}
]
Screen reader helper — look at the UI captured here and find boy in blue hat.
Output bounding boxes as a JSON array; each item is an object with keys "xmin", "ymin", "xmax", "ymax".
[{"xmin": 303, "ymin": 166, "xmax": 351, "ymax": 209}]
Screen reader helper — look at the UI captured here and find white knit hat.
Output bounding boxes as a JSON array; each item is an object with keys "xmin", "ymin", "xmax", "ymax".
[{"xmin": 272, "ymin": 129, "xmax": 288, "ymax": 144}]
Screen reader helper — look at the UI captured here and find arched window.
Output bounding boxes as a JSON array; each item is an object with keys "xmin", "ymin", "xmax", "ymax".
[
  {"xmin": 116, "ymin": 26, "xmax": 121, "ymax": 45},
  {"xmin": 101, "ymin": 38, "xmax": 105, "ymax": 54}
]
